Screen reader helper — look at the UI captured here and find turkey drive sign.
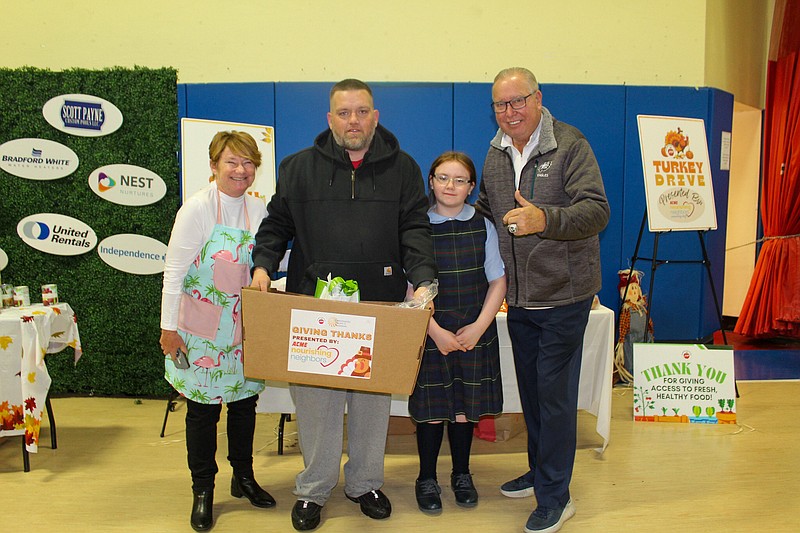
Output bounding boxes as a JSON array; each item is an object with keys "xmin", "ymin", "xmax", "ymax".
[{"xmin": 637, "ymin": 115, "xmax": 717, "ymax": 232}]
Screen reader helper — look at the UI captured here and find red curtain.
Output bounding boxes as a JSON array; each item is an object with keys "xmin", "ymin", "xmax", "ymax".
[{"xmin": 735, "ymin": 51, "xmax": 800, "ymax": 338}]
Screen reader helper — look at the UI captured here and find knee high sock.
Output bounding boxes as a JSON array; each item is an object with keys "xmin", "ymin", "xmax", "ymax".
[
  {"xmin": 447, "ymin": 421, "xmax": 475, "ymax": 475},
  {"xmin": 416, "ymin": 422, "xmax": 444, "ymax": 481}
]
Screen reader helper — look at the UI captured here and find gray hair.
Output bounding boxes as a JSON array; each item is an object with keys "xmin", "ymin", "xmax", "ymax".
[{"xmin": 494, "ymin": 67, "xmax": 539, "ymax": 92}]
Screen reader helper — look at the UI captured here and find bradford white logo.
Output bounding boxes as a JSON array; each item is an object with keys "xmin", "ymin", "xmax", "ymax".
[
  {"xmin": 42, "ymin": 94, "xmax": 123, "ymax": 137},
  {"xmin": 97, "ymin": 234, "xmax": 168, "ymax": 275},
  {"xmin": 88, "ymin": 164, "xmax": 167, "ymax": 206},
  {"xmin": 17, "ymin": 213, "xmax": 97, "ymax": 256},
  {"xmin": 0, "ymin": 138, "xmax": 79, "ymax": 180}
]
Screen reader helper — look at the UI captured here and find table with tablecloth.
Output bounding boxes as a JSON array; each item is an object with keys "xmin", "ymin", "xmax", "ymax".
[
  {"xmin": 257, "ymin": 304, "xmax": 615, "ymax": 452},
  {"xmin": 0, "ymin": 303, "xmax": 82, "ymax": 452}
]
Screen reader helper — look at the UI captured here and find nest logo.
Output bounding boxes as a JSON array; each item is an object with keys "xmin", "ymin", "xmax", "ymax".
[
  {"xmin": 42, "ymin": 94, "xmax": 123, "ymax": 137},
  {"xmin": 97, "ymin": 172, "xmax": 116, "ymax": 192},
  {"xmin": 88, "ymin": 164, "xmax": 167, "ymax": 206},
  {"xmin": 17, "ymin": 213, "xmax": 98, "ymax": 256}
]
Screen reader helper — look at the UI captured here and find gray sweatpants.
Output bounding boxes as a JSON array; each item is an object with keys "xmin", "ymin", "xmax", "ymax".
[{"xmin": 290, "ymin": 383, "xmax": 392, "ymax": 505}]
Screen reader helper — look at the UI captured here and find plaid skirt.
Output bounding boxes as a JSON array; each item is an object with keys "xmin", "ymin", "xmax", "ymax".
[{"xmin": 408, "ymin": 315, "xmax": 503, "ymax": 423}]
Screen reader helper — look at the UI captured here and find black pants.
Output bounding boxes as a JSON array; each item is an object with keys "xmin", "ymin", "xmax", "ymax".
[
  {"xmin": 506, "ymin": 298, "xmax": 592, "ymax": 509},
  {"xmin": 185, "ymin": 393, "xmax": 259, "ymax": 491}
]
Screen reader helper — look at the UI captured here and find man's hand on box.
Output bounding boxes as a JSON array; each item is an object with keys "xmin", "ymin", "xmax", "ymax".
[{"xmin": 251, "ymin": 267, "xmax": 271, "ymax": 291}]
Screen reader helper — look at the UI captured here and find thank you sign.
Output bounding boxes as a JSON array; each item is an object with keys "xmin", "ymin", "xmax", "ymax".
[
  {"xmin": 287, "ymin": 309, "xmax": 376, "ymax": 379},
  {"xmin": 633, "ymin": 343, "xmax": 736, "ymax": 424}
]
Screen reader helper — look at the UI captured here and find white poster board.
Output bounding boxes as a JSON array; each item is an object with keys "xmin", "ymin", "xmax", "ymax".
[
  {"xmin": 180, "ymin": 118, "xmax": 276, "ymax": 205},
  {"xmin": 637, "ymin": 115, "xmax": 717, "ymax": 231},
  {"xmin": 633, "ymin": 343, "xmax": 736, "ymax": 424}
]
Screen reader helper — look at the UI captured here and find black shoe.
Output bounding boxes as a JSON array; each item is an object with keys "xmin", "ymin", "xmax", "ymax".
[
  {"xmin": 231, "ymin": 475, "xmax": 276, "ymax": 508},
  {"xmin": 451, "ymin": 472, "xmax": 478, "ymax": 507},
  {"xmin": 415, "ymin": 478, "xmax": 442, "ymax": 514},
  {"xmin": 190, "ymin": 490, "xmax": 213, "ymax": 531},
  {"xmin": 345, "ymin": 489, "xmax": 392, "ymax": 519},
  {"xmin": 291, "ymin": 500, "xmax": 322, "ymax": 531}
]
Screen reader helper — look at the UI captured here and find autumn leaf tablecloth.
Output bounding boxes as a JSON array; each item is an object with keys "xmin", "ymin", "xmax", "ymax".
[{"xmin": 0, "ymin": 303, "xmax": 82, "ymax": 452}]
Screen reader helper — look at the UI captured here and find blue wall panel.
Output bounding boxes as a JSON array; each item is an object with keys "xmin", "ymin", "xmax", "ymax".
[
  {"xmin": 183, "ymin": 82, "xmax": 275, "ymax": 125},
  {"xmin": 453, "ymin": 82, "xmax": 497, "ymax": 203},
  {"xmin": 179, "ymin": 81, "xmax": 733, "ymax": 342},
  {"xmin": 543, "ymin": 84, "xmax": 627, "ymax": 312}
]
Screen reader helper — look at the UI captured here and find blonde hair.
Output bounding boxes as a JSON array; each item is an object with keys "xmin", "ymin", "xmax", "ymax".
[{"xmin": 208, "ymin": 130, "xmax": 262, "ymax": 168}]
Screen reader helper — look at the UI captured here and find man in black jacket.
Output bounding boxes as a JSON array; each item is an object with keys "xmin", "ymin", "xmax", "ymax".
[{"xmin": 251, "ymin": 79, "xmax": 436, "ymax": 531}]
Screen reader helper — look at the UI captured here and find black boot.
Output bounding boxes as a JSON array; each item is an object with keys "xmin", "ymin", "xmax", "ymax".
[
  {"xmin": 231, "ymin": 475, "xmax": 276, "ymax": 508},
  {"xmin": 191, "ymin": 490, "xmax": 214, "ymax": 531}
]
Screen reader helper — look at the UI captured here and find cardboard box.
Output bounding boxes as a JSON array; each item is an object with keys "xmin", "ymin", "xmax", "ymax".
[{"xmin": 242, "ymin": 288, "xmax": 431, "ymax": 395}]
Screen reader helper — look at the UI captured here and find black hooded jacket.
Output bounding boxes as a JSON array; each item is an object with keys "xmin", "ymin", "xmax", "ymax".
[{"xmin": 252, "ymin": 124, "xmax": 436, "ymax": 302}]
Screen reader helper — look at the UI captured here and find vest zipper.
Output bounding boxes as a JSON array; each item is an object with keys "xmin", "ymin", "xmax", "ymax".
[{"xmin": 351, "ymin": 169, "xmax": 356, "ymax": 199}]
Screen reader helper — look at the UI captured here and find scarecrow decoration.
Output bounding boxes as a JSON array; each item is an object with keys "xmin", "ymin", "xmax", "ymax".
[{"xmin": 615, "ymin": 269, "xmax": 654, "ymax": 383}]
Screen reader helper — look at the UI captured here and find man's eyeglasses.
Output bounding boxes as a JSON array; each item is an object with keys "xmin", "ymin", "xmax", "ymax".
[
  {"xmin": 432, "ymin": 174, "xmax": 471, "ymax": 187},
  {"xmin": 491, "ymin": 93, "xmax": 533, "ymax": 113}
]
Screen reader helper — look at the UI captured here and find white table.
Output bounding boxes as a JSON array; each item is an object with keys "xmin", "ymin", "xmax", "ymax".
[
  {"xmin": 258, "ymin": 305, "xmax": 615, "ymax": 452},
  {"xmin": 0, "ymin": 303, "xmax": 82, "ymax": 452}
]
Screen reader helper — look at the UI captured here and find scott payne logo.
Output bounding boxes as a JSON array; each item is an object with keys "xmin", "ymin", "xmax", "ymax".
[
  {"xmin": 98, "ymin": 172, "xmax": 116, "ymax": 192},
  {"xmin": 61, "ymin": 100, "xmax": 105, "ymax": 131}
]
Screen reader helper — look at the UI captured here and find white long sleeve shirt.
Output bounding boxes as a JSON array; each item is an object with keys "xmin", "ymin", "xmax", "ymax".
[{"xmin": 159, "ymin": 181, "xmax": 267, "ymax": 330}]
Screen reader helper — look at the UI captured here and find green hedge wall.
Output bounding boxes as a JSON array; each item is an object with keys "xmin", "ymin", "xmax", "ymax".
[{"xmin": 0, "ymin": 66, "xmax": 179, "ymax": 397}]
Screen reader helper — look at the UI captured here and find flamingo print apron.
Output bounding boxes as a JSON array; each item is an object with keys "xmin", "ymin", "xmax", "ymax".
[{"xmin": 164, "ymin": 194, "xmax": 265, "ymax": 404}]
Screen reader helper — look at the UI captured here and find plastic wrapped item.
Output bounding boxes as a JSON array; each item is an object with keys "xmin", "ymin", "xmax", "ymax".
[
  {"xmin": 315, "ymin": 273, "xmax": 360, "ymax": 302},
  {"xmin": 398, "ymin": 279, "xmax": 438, "ymax": 308}
]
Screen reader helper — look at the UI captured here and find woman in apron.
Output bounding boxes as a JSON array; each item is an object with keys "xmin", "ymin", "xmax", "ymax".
[{"xmin": 160, "ymin": 131, "xmax": 273, "ymax": 531}]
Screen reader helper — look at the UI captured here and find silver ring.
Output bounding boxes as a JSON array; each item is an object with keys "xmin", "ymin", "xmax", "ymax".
[{"xmin": 508, "ymin": 223, "xmax": 518, "ymax": 235}]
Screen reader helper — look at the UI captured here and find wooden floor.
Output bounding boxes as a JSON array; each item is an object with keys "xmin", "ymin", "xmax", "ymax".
[{"xmin": 2, "ymin": 380, "xmax": 799, "ymax": 532}]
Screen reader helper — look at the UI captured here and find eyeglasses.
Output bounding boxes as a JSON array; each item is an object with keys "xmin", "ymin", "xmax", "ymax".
[
  {"xmin": 432, "ymin": 174, "xmax": 471, "ymax": 187},
  {"xmin": 491, "ymin": 93, "xmax": 533, "ymax": 113}
]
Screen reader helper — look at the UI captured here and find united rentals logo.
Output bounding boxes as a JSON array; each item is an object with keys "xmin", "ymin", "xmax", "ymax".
[
  {"xmin": 0, "ymin": 138, "xmax": 79, "ymax": 180},
  {"xmin": 42, "ymin": 94, "xmax": 123, "ymax": 137},
  {"xmin": 17, "ymin": 213, "xmax": 97, "ymax": 256}
]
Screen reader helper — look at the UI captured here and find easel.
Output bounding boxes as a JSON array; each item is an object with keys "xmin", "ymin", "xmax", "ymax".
[{"xmin": 619, "ymin": 211, "xmax": 738, "ymax": 396}]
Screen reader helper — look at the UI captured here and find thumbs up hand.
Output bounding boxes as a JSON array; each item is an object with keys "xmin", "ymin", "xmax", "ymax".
[{"xmin": 502, "ymin": 190, "xmax": 546, "ymax": 236}]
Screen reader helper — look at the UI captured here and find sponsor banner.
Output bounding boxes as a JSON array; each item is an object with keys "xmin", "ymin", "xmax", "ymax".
[
  {"xmin": 97, "ymin": 234, "xmax": 167, "ymax": 275},
  {"xmin": 180, "ymin": 118, "xmax": 275, "ymax": 204},
  {"xmin": 287, "ymin": 309, "xmax": 376, "ymax": 378},
  {"xmin": 633, "ymin": 343, "xmax": 736, "ymax": 424},
  {"xmin": 42, "ymin": 93, "xmax": 123, "ymax": 137},
  {"xmin": 0, "ymin": 138, "xmax": 79, "ymax": 180},
  {"xmin": 637, "ymin": 115, "xmax": 717, "ymax": 231},
  {"xmin": 88, "ymin": 164, "xmax": 167, "ymax": 206},
  {"xmin": 0, "ymin": 247, "xmax": 8, "ymax": 270},
  {"xmin": 17, "ymin": 213, "xmax": 97, "ymax": 256}
]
